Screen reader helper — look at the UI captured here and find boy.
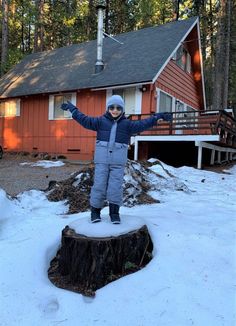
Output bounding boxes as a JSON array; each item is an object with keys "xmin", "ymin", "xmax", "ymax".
[{"xmin": 61, "ymin": 95, "xmax": 172, "ymax": 224}]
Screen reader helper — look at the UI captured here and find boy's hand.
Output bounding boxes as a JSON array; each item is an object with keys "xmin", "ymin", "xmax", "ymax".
[
  {"xmin": 154, "ymin": 112, "xmax": 172, "ymax": 122},
  {"xmin": 61, "ymin": 101, "xmax": 77, "ymax": 113}
]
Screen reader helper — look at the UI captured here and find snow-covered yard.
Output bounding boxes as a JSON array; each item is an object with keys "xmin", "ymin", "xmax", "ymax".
[{"xmin": 0, "ymin": 161, "xmax": 235, "ymax": 326}]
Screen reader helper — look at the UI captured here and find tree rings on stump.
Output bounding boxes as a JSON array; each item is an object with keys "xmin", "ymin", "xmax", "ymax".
[{"xmin": 48, "ymin": 221, "xmax": 153, "ymax": 297}]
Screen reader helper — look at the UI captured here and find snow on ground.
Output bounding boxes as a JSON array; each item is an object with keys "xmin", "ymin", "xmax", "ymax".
[
  {"xmin": 20, "ymin": 160, "xmax": 65, "ymax": 168},
  {"xmin": 0, "ymin": 161, "xmax": 236, "ymax": 326}
]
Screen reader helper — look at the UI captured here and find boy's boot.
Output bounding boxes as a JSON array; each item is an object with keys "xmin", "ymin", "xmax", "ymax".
[
  {"xmin": 109, "ymin": 203, "xmax": 121, "ymax": 224},
  {"xmin": 91, "ymin": 206, "xmax": 101, "ymax": 223}
]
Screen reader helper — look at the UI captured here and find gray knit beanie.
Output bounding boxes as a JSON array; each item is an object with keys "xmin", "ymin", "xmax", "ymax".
[{"xmin": 106, "ymin": 95, "xmax": 125, "ymax": 112}]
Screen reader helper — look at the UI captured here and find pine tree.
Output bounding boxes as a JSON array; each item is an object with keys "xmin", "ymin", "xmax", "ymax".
[{"xmin": 1, "ymin": 0, "xmax": 9, "ymax": 75}]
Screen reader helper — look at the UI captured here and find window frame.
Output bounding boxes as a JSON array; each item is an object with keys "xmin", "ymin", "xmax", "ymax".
[
  {"xmin": 106, "ymin": 86, "xmax": 142, "ymax": 115},
  {"xmin": 0, "ymin": 99, "xmax": 21, "ymax": 118},
  {"xmin": 157, "ymin": 88, "xmax": 198, "ymax": 128},
  {"xmin": 173, "ymin": 45, "xmax": 192, "ymax": 73},
  {"xmin": 48, "ymin": 93, "xmax": 76, "ymax": 120},
  {"xmin": 156, "ymin": 89, "xmax": 174, "ymax": 113}
]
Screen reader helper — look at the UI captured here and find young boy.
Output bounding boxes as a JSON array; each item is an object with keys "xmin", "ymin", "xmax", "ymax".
[{"xmin": 61, "ymin": 95, "xmax": 172, "ymax": 224}]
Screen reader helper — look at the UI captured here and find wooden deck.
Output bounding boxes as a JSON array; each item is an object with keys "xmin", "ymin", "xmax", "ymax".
[
  {"xmin": 129, "ymin": 110, "xmax": 236, "ymax": 168},
  {"xmin": 129, "ymin": 110, "xmax": 236, "ymax": 148}
]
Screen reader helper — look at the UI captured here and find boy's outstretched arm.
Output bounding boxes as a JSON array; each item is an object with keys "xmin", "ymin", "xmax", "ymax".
[
  {"xmin": 61, "ymin": 101, "xmax": 100, "ymax": 131},
  {"xmin": 154, "ymin": 112, "xmax": 172, "ymax": 122},
  {"xmin": 129, "ymin": 112, "xmax": 172, "ymax": 134}
]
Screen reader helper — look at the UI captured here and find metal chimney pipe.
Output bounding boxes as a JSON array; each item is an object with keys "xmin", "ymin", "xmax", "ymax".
[{"xmin": 95, "ymin": 3, "xmax": 106, "ymax": 74}]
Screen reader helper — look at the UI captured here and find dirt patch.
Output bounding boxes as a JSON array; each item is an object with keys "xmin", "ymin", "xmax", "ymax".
[
  {"xmin": 203, "ymin": 162, "xmax": 235, "ymax": 174},
  {"xmin": 0, "ymin": 152, "xmax": 86, "ymax": 196}
]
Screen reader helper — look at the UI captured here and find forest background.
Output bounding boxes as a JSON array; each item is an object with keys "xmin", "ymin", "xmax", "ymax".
[{"xmin": 0, "ymin": 0, "xmax": 235, "ymax": 112}]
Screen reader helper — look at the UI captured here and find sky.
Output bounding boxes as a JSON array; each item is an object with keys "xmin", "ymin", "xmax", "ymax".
[{"xmin": 0, "ymin": 160, "xmax": 235, "ymax": 326}]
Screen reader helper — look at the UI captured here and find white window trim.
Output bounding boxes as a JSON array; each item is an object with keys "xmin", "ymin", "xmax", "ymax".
[
  {"xmin": 15, "ymin": 99, "xmax": 21, "ymax": 116},
  {"xmin": 156, "ymin": 88, "xmax": 174, "ymax": 113},
  {"xmin": 48, "ymin": 93, "xmax": 76, "ymax": 120},
  {"xmin": 157, "ymin": 88, "xmax": 198, "ymax": 114},
  {"xmin": 135, "ymin": 87, "xmax": 142, "ymax": 114},
  {"xmin": 106, "ymin": 86, "xmax": 142, "ymax": 115}
]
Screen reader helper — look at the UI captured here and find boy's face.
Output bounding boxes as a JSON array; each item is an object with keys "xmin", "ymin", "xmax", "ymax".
[{"xmin": 108, "ymin": 105, "xmax": 123, "ymax": 118}]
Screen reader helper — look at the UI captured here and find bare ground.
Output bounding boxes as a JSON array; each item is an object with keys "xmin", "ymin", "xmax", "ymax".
[
  {"xmin": 1, "ymin": 152, "xmax": 234, "ymax": 199},
  {"xmin": 0, "ymin": 153, "xmax": 87, "ymax": 196}
]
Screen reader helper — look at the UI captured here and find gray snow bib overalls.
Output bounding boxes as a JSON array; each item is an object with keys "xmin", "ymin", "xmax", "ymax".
[
  {"xmin": 71, "ymin": 108, "xmax": 158, "ymax": 208},
  {"xmin": 91, "ymin": 118, "xmax": 128, "ymax": 208}
]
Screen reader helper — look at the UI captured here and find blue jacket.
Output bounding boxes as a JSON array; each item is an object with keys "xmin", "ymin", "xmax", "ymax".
[{"xmin": 72, "ymin": 110, "xmax": 158, "ymax": 164}]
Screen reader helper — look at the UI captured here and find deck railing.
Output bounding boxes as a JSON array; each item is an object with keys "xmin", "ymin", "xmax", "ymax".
[{"xmin": 128, "ymin": 109, "xmax": 236, "ymax": 147}]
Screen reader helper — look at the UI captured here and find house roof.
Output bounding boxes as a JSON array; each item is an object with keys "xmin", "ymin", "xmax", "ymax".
[{"xmin": 0, "ymin": 17, "xmax": 198, "ymax": 98}]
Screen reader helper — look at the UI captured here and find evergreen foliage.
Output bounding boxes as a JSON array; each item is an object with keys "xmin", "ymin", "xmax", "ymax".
[{"xmin": 0, "ymin": 0, "xmax": 235, "ymax": 110}]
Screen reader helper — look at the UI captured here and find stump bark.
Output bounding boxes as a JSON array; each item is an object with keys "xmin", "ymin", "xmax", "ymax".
[{"xmin": 48, "ymin": 224, "xmax": 153, "ymax": 296}]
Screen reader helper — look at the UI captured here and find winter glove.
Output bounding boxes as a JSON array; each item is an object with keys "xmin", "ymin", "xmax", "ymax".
[
  {"xmin": 154, "ymin": 112, "xmax": 172, "ymax": 122},
  {"xmin": 60, "ymin": 101, "xmax": 77, "ymax": 113}
]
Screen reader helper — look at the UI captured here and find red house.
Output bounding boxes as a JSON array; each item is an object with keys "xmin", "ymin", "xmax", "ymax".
[{"xmin": 0, "ymin": 16, "xmax": 235, "ymax": 168}]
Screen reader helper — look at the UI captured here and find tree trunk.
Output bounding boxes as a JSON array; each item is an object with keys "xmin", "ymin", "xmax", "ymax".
[
  {"xmin": 105, "ymin": 0, "xmax": 110, "ymax": 34},
  {"xmin": 200, "ymin": 1, "xmax": 207, "ymax": 62},
  {"xmin": 209, "ymin": 0, "xmax": 215, "ymax": 108},
  {"xmin": 222, "ymin": 0, "xmax": 231, "ymax": 109},
  {"xmin": 48, "ymin": 224, "xmax": 153, "ymax": 297},
  {"xmin": 1, "ymin": 0, "xmax": 9, "ymax": 75},
  {"xmin": 173, "ymin": 0, "xmax": 180, "ymax": 21},
  {"xmin": 212, "ymin": 0, "xmax": 227, "ymax": 111},
  {"xmin": 33, "ymin": 0, "xmax": 44, "ymax": 52}
]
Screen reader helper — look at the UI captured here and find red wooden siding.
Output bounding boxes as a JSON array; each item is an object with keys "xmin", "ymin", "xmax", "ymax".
[
  {"xmin": 156, "ymin": 25, "xmax": 203, "ymax": 111},
  {"xmin": 0, "ymin": 90, "xmax": 106, "ymax": 160},
  {"xmin": 141, "ymin": 85, "xmax": 156, "ymax": 114},
  {"xmin": 156, "ymin": 60, "xmax": 201, "ymax": 110}
]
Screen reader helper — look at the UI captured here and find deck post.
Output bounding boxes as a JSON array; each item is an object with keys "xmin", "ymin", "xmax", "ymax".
[
  {"xmin": 197, "ymin": 142, "xmax": 203, "ymax": 169},
  {"xmin": 210, "ymin": 149, "xmax": 215, "ymax": 165},
  {"xmin": 134, "ymin": 140, "xmax": 138, "ymax": 161},
  {"xmin": 226, "ymin": 152, "xmax": 229, "ymax": 162},
  {"xmin": 195, "ymin": 140, "xmax": 236, "ymax": 168}
]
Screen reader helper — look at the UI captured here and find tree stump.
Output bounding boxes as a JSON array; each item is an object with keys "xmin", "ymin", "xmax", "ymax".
[{"xmin": 48, "ymin": 222, "xmax": 153, "ymax": 297}]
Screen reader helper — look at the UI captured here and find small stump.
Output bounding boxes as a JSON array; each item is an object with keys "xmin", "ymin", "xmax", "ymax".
[{"xmin": 48, "ymin": 222, "xmax": 153, "ymax": 297}]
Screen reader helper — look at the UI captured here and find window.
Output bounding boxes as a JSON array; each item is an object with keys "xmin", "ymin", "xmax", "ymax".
[
  {"xmin": 0, "ymin": 99, "xmax": 21, "ymax": 117},
  {"xmin": 159, "ymin": 91, "xmax": 173, "ymax": 113},
  {"xmin": 173, "ymin": 45, "xmax": 191, "ymax": 73},
  {"xmin": 49, "ymin": 93, "xmax": 76, "ymax": 120},
  {"xmin": 107, "ymin": 87, "xmax": 142, "ymax": 115},
  {"xmin": 186, "ymin": 53, "xmax": 191, "ymax": 73}
]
